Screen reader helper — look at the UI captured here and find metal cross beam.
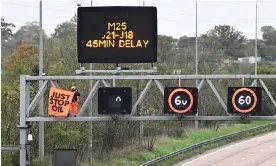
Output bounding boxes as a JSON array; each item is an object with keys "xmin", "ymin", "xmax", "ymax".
[
  {"xmin": 197, "ymin": 80, "xmax": 205, "ymax": 90},
  {"xmin": 26, "ymin": 116, "xmax": 276, "ymax": 122},
  {"xmin": 76, "ymin": 69, "xmax": 157, "ymax": 75},
  {"xmin": 154, "ymin": 80, "xmax": 164, "ymax": 96},
  {"xmin": 206, "ymin": 80, "xmax": 229, "ymax": 115},
  {"xmin": 50, "ymin": 80, "xmax": 60, "ymax": 88},
  {"xmin": 1, "ymin": 145, "xmax": 20, "ymax": 151},
  {"xmin": 26, "ymin": 80, "xmax": 48, "ymax": 116},
  {"xmin": 77, "ymin": 80, "xmax": 101, "ymax": 116},
  {"xmin": 251, "ymin": 79, "xmax": 257, "ymax": 86},
  {"xmin": 259, "ymin": 79, "xmax": 276, "ymax": 108},
  {"xmin": 25, "ymin": 75, "xmax": 276, "ymax": 81},
  {"xmin": 101, "ymin": 80, "xmax": 111, "ymax": 87},
  {"xmin": 131, "ymin": 80, "xmax": 153, "ymax": 115}
]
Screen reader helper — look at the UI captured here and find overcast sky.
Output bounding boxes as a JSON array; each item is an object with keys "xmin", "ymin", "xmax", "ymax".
[{"xmin": 1, "ymin": 0, "xmax": 276, "ymax": 39}]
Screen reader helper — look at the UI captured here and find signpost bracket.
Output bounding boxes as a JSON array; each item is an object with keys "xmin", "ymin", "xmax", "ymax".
[
  {"xmin": 110, "ymin": 114, "xmax": 119, "ymax": 121},
  {"xmin": 75, "ymin": 66, "xmax": 158, "ymax": 75},
  {"xmin": 177, "ymin": 114, "xmax": 185, "ymax": 120}
]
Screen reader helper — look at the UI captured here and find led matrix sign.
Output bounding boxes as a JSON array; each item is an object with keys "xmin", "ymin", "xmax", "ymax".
[{"xmin": 77, "ymin": 6, "xmax": 157, "ymax": 63}]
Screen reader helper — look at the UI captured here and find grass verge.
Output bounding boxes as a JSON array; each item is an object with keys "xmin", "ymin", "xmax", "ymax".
[{"xmin": 155, "ymin": 122, "xmax": 276, "ymax": 166}]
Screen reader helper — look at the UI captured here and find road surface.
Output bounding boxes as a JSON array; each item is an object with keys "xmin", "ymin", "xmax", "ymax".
[{"xmin": 174, "ymin": 131, "xmax": 276, "ymax": 166}]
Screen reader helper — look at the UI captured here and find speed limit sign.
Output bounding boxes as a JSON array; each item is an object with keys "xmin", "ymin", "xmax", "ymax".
[
  {"xmin": 164, "ymin": 87, "xmax": 198, "ymax": 114},
  {"xmin": 227, "ymin": 87, "xmax": 262, "ymax": 114}
]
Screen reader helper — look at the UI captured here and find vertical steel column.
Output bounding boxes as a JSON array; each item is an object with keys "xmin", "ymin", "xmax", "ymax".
[
  {"xmin": 195, "ymin": 0, "xmax": 199, "ymax": 129},
  {"xmin": 26, "ymin": 80, "xmax": 31, "ymax": 165},
  {"xmin": 255, "ymin": 0, "xmax": 258, "ymax": 77},
  {"xmin": 139, "ymin": 0, "xmax": 146, "ymax": 143},
  {"xmin": 195, "ymin": 0, "xmax": 198, "ymax": 83},
  {"xmin": 38, "ymin": 0, "xmax": 45, "ymax": 160},
  {"xmin": 26, "ymin": 80, "xmax": 30, "ymax": 117},
  {"xmin": 88, "ymin": 1, "xmax": 94, "ymax": 164},
  {"xmin": 113, "ymin": 77, "xmax": 116, "ymax": 87},
  {"xmin": 20, "ymin": 75, "xmax": 27, "ymax": 166},
  {"xmin": 88, "ymin": 71, "xmax": 93, "ymax": 164},
  {"xmin": 137, "ymin": 80, "xmax": 141, "ymax": 142}
]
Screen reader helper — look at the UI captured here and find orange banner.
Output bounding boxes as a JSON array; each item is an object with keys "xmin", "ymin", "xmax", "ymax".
[{"xmin": 48, "ymin": 87, "xmax": 74, "ymax": 117}]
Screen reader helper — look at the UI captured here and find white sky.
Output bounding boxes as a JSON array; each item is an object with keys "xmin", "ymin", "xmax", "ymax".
[{"xmin": 1, "ymin": 0, "xmax": 276, "ymax": 39}]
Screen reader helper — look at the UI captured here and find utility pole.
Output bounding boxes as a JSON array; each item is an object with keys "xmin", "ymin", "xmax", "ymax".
[
  {"xmin": 195, "ymin": 0, "xmax": 199, "ymax": 129},
  {"xmin": 139, "ymin": 0, "xmax": 145, "ymax": 143},
  {"xmin": 38, "ymin": 0, "xmax": 45, "ymax": 161},
  {"xmin": 255, "ymin": 0, "xmax": 258, "ymax": 78},
  {"xmin": 88, "ymin": 0, "xmax": 93, "ymax": 164}
]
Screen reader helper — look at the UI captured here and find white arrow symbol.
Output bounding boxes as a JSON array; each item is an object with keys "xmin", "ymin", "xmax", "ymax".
[{"xmin": 116, "ymin": 96, "xmax": 121, "ymax": 102}]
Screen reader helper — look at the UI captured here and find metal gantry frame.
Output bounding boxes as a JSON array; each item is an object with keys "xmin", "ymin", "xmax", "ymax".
[{"xmin": 18, "ymin": 74, "xmax": 276, "ymax": 165}]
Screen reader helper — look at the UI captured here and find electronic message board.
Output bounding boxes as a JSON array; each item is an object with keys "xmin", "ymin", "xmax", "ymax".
[
  {"xmin": 77, "ymin": 6, "xmax": 157, "ymax": 63},
  {"xmin": 98, "ymin": 87, "xmax": 132, "ymax": 114},
  {"xmin": 164, "ymin": 87, "xmax": 198, "ymax": 115},
  {"xmin": 227, "ymin": 87, "xmax": 262, "ymax": 115}
]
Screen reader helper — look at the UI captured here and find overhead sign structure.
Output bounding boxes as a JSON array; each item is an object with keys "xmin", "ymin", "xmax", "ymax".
[
  {"xmin": 77, "ymin": 6, "xmax": 158, "ymax": 63},
  {"xmin": 227, "ymin": 87, "xmax": 262, "ymax": 114},
  {"xmin": 164, "ymin": 87, "xmax": 198, "ymax": 114},
  {"xmin": 98, "ymin": 87, "xmax": 132, "ymax": 114},
  {"xmin": 48, "ymin": 87, "xmax": 75, "ymax": 117}
]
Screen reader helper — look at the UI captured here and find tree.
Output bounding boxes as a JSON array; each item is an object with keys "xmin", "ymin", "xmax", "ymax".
[
  {"xmin": 52, "ymin": 15, "xmax": 77, "ymax": 39},
  {"xmin": 261, "ymin": 26, "xmax": 276, "ymax": 46},
  {"xmin": 201, "ymin": 25, "xmax": 246, "ymax": 58},
  {"xmin": 260, "ymin": 26, "xmax": 276, "ymax": 58},
  {"xmin": 12, "ymin": 21, "xmax": 47, "ymax": 48},
  {"xmin": 261, "ymin": 26, "xmax": 275, "ymax": 33},
  {"xmin": 1, "ymin": 18, "xmax": 15, "ymax": 59},
  {"xmin": 242, "ymin": 39, "xmax": 267, "ymax": 58},
  {"xmin": 157, "ymin": 35, "xmax": 176, "ymax": 63},
  {"xmin": 2, "ymin": 43, "xmax": 39, "ymax": 80},
  {"xmin": 53, "ymin": 21, "xmax": 76, "ymax": 39},
  {"xmin": 1, "ymin": 18, "xmax": 15, "ymax": 42},
  {"xmin": 70, "ymin": 14, "xmax": 77, "ymax": 23},
  {"xmin": 177, "ymin": 36, "xmax": 196, "ymax": 48}
]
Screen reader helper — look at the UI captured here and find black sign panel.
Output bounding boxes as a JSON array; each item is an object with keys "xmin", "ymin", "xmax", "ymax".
[
  {"xmin": 227, "ymin": 87, "xmax": 262, "ymax": 114},
  {"xmin": 77, "ymin": 6, "xmax": 157, "ymax": 63},
  {"xmin": 98, "ymin": 87, "xmax": 132, "ymax": 114},
  {"xmin": 164, "ymin": 87, "xmax": 198, "ymax": 114},
  {"xmin": 53, "ymin": 149, "xmax": 77, "ymax": 166}
]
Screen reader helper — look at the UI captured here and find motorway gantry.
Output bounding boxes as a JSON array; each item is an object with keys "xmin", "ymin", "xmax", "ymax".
[{"xmin": 97, "ymin": 86, "xmax": 262, "ymax": 115}]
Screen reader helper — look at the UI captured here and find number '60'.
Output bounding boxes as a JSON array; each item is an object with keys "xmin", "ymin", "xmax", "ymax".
[{"xmin": 238, "ymin": 95, "xmax": 251, "ymax": 105}]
